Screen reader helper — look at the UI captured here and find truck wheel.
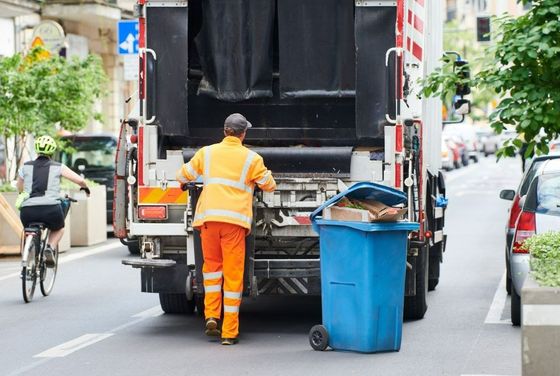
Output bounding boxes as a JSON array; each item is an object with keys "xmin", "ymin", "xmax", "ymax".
[
  {"xmin": 428, "ymin": 255, "xmax": 440, "ymax": 291},
  {"xmin": 511, "ymin": 288, "xmax": 521, "ymax": 326},
  {"xmin": 404, "ymin": 246, "xmax": 428, "ymax": 320},
  {"xmin": 159, "ymin": 293, "xmax": 195, "ymax": 314},
  {"xmin": 428, "ymin": 242, "xmax": 443, "ymax": 291},
  {"xmin": 195, "ymin": 294, "xmax": 205, "ymax": 316},
  {"xmin": 309, "ymin": 325, "xmax": 329, "ymax": 351},
  {"xmin": 128, "ymin": 240, "xmax": 140, "ymax": 255}
]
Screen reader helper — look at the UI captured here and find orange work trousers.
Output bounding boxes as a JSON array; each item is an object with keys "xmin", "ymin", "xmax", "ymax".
[{"xmin": 200, "ymin": 221, "xmax": 246, "ymax": 338}]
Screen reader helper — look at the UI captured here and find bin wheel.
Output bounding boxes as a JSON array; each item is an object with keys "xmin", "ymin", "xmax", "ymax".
[{"xmin": 309, "ymin": 325, "xmax": 329, "ymax": 351}]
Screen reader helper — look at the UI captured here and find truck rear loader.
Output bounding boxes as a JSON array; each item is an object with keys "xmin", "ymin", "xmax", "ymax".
[{"xmin": 116, "ymin": 0, "xmax": 453, "ymax": 320}]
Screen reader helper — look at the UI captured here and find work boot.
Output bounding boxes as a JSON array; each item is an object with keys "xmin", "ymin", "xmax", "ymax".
[
  {"xmin": 44, "ymin": 245, "xmax": 56, "ymax": 268},
  {"xmin": 205, "ymin": 318, "xmax": 221, "ymax": 337},
  {"xmin": 221, "ymin": 337, "xmax": 238, "ymax": 346}
]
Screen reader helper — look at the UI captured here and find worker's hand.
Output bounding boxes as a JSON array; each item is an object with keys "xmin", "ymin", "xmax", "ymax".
[{"xmin": 80, "ymin": 187, "xmax": 91, "ymax": 197}]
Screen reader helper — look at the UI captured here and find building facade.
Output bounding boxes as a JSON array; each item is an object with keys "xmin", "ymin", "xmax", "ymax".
[{"xmin": 0, "ymin": 0, "xmax": 136, "ymax": 134}]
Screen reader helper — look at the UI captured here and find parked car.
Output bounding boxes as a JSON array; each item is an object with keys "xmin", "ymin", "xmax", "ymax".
[
  {"xmin": 500, "ymin": 154, "xmax": 560, "ymax": 296},
  {"xmin": 441, "ymin": 139, "xmax": 454, "ymax": 170},
  {"xmin": 444, "ymin": 124, "xmax": 479, "ymax": 162},
  {"xmin": 476, "ymin": 127, "xmax": 499, "ymax": 157},
  {"xmin": 500, "ymin": 158, "xmax": 560, "ymax": 325},
  {"xmin": 449, "ymin": 135, "xmax": 469, "ymax": 166},
  {"xmin": 58, "ymin": 134, "xmax": 117, "ymax": 226},
  {"xmin": 444, "ymin": 137, "xmax": 462, "ymax": 169}
]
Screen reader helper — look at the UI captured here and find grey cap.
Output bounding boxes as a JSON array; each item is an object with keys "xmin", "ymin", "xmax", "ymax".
[{"xmin": 224, "ymin": 113, "xmax": 252, "ymax": 132}]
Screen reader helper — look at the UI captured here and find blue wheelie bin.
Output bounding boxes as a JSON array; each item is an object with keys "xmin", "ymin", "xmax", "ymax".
[{"xmin": 309, "ymin": 182, "xmax": 419, "ymax": 353}]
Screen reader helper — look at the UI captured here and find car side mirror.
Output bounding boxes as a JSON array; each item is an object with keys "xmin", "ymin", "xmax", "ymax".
[{"xmin": 499, "ymin": 189, "xmax": 515, "ymax": 201}]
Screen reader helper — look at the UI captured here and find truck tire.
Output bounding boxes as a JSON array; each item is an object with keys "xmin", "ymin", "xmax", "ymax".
[
  {"xmin": 511, "ymin": 287, "xmax": 521, "ymax": 326},
  {"xmin": 128, "ymin": 240, "xmax": 140, "ymax": 255},
  {"xmin": 195, "ymin": 294, "xmax": 205, "ymax": 316},
  {"xmin": 159, "ymin": 293, "xmax": 195, "ymax": 314},
  {"xmin": 404, "ymin": 246, "xmax": 428, "ymax": 320},
  {"xmin": 428, "ymin": 254, "xmax": 440, "ymax": 291}
]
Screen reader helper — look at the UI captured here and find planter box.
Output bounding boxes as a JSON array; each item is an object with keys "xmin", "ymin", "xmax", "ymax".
[
  {"xmin": 522, "ymin": 273, "xmax": 560, "ymax": 376},
  {"xmin": 0, "ymin": 192, "xmax": 71, "ymax": 254},
  {"xmin": 68, "ymin": 185, "xmax": 107, "ymax": 246}
]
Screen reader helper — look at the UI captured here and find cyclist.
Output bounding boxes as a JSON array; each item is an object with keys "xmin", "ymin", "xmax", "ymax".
[{"xmin": 16, "ymin": 135, "xmax": 90, "ymax": 266}]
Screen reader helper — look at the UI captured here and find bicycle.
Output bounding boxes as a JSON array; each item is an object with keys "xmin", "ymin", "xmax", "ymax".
[{"xmin": 21, "ymin": 196, "xmax": 76, "ymax": 303}]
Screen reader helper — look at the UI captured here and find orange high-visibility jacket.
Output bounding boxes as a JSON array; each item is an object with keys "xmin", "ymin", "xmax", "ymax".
[{"xmin": 177, "ymin": 136, "xmax": 276, "ymax": 231}]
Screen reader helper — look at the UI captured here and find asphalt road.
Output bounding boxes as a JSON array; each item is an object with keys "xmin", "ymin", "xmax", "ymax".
[{"xmin": 0, "ymin": 155, "xmax": 523, "ymax": 376}]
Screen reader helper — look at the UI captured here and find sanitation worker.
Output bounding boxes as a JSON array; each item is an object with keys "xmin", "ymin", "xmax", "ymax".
[{"xmin": 177, "ymin": 113, "xmax": 276, "ymax": 345}]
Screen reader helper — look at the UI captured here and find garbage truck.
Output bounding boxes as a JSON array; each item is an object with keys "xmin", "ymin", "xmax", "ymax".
[{"xmin": 116, "ymin": 0, "xmax": 463, "ymax": 320}]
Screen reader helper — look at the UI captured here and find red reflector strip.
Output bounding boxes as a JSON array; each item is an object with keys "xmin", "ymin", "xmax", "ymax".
[
  {"xmin": 138, "ymin": 205, "xmax": 167, "ymax": 220},
  {"xmin": 293, "ymin": 216, "xmax": 311, "ymax": 225},
  {"xmin": 395, "ymin": 162, "xmax": 402, "ymax": 189},
  {"xmin": 396, "ymin": 124, "xmax": 403, "ymax": 153}
]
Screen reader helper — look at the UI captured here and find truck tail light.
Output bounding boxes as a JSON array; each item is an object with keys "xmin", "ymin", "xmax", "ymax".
[
  {"xmin": 138, "ymin": 205, "xmax": 167, "ymax": 220},
  {"xmin": 512, "ymin": 211, "xmax": 535, "ymax": 254}
]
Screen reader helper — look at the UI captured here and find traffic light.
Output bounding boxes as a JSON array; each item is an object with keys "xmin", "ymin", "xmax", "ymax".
[{"xmin": 477, "ymin": 17, "xmax": 491, "ymax": 42}]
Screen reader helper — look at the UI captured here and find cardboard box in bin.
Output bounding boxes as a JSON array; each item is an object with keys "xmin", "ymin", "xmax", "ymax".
[{"xmin": 324, "ymin": 197, "xmax": 407, "ymax": 223}]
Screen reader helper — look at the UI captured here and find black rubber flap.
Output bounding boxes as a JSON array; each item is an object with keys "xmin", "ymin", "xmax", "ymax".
[
  {"xmin": 183, "ymin": 146, "xmax": 352, "ymax": 174},
  {"xmin": 146, "ymin": 7, "xmax": 189, "ymax": 136},
  {"xmin": 194, "ymin": 0, "xmax": 275, "ymax": 101},
  {"xmin": 355, "ymin": 6, "xmax": 396, "ymax": 140},
  {"xmin": 278, "ymin": 0, "xmax": 355, "ymax": 98}
]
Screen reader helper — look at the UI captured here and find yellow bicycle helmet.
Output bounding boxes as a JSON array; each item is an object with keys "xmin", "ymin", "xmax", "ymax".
[{"xmin": 34, "ymin": 135, "xmax": 57, "ymax": 156}]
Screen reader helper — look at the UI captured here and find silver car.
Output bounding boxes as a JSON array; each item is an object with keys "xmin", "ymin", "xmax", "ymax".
[{"xmin": 507, "ymin": 158, "xmax": 560, "ymax": 326}]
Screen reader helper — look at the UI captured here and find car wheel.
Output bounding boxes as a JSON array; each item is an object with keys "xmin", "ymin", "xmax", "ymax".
[{"xmin": 511, "ymin": 287, "xmax": 521, "ymax": 326}]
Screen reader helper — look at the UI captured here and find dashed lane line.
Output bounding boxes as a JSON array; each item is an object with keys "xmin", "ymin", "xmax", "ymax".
[
  {"xmin": 8, "ymin": 305, "xmax": 161, "ymax": 376},
  {"xmin": 484, "ymin": 271, "xmax": 511, "ymax": 325},
  {"xmin": 0, "ymin": 240, "xmax": 122, "ymax": 283},
  {"xmin": 34, "ymin": 333, "xmax": 115, "ymax": 358}
]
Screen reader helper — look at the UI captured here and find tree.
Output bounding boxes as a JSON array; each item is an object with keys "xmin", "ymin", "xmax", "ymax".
[
  {"xmin": 0, "ymin": 48, "xmax": 107, "ymax": 182},
  {"xmin": 423, "ymin": 0, "xmax": 560, "ymax": 157}
]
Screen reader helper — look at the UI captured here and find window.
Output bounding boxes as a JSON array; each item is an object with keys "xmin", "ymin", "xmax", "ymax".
[
  {"xmin": 60, "ymin": 138, "xmax": 116, "ymax": 171},
  {"xmin": 536, "ymin": 173, "xmax": 560, "ymax": 215}
]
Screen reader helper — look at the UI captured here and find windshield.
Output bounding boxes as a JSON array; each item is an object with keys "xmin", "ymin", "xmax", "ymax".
[
  {"xmin": 536, "ymin": 173, "xmax": 560, "ymax": 215},
  {"xmin": 61, "ymin": 137, "xmax": 116, "ymax": 171}
]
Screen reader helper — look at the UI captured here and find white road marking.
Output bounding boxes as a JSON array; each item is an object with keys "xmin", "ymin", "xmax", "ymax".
[
  {"xmin": 132, "ymin": 305, "xmax": 163, "ymax": 318},
  {"xmin": 34, "ymin": 333, "xmax": 114, "ymax": 358},
  {"xmin": 484, "ymin": 271, "xmax": 511, "ymax": 325},
  {"xmin": 0, "ymin": 240, "xmax": 122, "ymax": 282}
]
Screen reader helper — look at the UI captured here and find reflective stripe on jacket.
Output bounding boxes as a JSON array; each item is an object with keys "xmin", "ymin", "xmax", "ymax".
[{"xmin": 177, "ymin": 136, "xmax": 276, "ymax": 231}]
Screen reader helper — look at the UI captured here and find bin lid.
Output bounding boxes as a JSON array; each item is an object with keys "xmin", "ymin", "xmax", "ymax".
[{"xmin": 310, "ymin": 182, "xmax": 411, "ymax": 232}]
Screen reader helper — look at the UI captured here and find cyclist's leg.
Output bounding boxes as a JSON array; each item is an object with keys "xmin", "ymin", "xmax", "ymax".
[{"xmin": 45, "ymin": 204, "xmax": 65, "ymax": 250}]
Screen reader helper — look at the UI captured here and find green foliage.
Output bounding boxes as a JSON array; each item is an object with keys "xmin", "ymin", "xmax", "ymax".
[
  {"xmin": 523, "ymin": 231, "xmax": 560, "ymax": 287},
  {"xmin": 0, "ymin": 47, "xmax": 107, "ymax": 182},
  {"xmin": 422, "ymin": 0, "xmax": 560, "ymax": 158}
]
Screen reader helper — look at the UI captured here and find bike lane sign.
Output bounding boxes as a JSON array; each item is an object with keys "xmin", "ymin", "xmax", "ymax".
[{"xmin": 117, "ymin": 20, "xmax": 139, "ymax": 55}]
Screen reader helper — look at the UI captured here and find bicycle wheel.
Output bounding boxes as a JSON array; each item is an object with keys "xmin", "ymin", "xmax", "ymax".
[
  {"xmin": 21, "ymin": 236, "xmax": 38, "ymax": 303},
  {"xmin": 40, "ymin": 243, "xmax": 58, "ymax": 296}
]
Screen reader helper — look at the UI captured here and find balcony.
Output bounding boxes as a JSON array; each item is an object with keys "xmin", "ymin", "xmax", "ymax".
[
  {"xmin": 42, "ymin": 0, "xmax": 134, "ymax": 28},
  {"xmin": 0, "ymin": 0, "xmax": 40, "ymax": 17}
]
